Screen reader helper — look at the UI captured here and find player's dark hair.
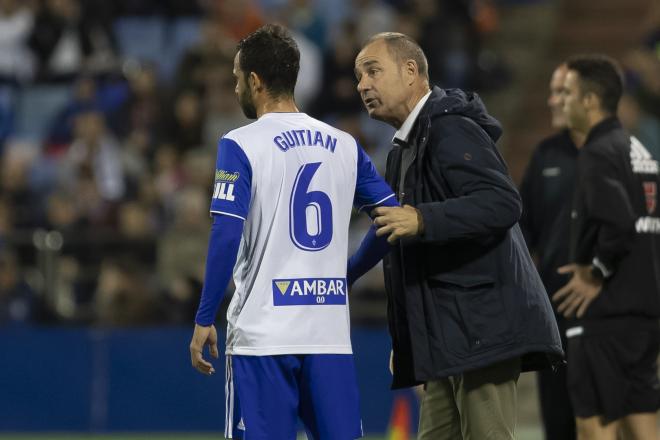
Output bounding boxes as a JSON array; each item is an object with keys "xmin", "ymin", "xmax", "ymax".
[
  {"xmin": 237, "ymin": 24, "xmax": 300, "ymax": 98},
  {"xmin": 365, "ymin": 32, "xmax": 429, "ymax": 80},
  {"xmin": 567, "ymin": 54, "xmax": 624, "ymax": 114}
]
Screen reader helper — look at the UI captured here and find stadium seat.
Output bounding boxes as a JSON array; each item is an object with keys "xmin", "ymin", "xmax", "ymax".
[
  {"xmin": 13, "ymin": 85, "xmax": 71, "ymax": 142},
  {"xmin": 114, "ymin": 17, "xmax": 167, "ymax": 68},
  {"xmin": 0, "ymin": 85, "xmax": 16, "ymax": 144},
  {"xmin": 160, "ymin": 18, "xmax": 202, "ymax": 83}
]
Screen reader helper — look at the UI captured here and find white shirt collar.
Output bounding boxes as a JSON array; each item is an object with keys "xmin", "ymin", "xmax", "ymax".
[{"xmin": 392, "ymin": 90, "xmax": 432, "ymax": 144}]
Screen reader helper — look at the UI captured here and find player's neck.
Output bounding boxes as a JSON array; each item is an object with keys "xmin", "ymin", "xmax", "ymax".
[{"xmin": 257, "ymin": 96, "xmax": 299, "ymax": 118}]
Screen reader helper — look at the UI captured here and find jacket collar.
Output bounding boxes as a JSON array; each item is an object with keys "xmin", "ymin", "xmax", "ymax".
[
  {"xmin": 392, "ymin": 90, "xmax": 432, "ymax": 145},
  {"xmin": 585, "ymin": 116, "xmax": 622, "ymax": 145}
]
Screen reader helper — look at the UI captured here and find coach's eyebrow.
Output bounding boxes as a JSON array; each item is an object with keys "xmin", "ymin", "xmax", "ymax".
[{"xmin": 354, "ymin": 60, "xmax": 379, "ymax": 79}]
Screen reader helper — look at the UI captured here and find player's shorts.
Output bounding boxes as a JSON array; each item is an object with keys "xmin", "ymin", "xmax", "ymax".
[
  {"xmin": 225, "ymin": 354, "xmax": 363, "ymax": 440},
  {"xmin": 566, "ymin": 317, "xmax": 660, "ymax": 422}
]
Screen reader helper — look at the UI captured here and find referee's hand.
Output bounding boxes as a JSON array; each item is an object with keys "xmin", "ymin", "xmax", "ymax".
[
  {"xmin": 190, "ymin": 324, "xmax": 219, "ymax": 376},
  {"xmin": 552, "ymin": 264, "xmax": 602, "ymax": 318}
]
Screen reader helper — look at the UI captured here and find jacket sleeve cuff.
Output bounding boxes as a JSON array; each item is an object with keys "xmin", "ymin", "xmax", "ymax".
[{"xmin": 414, "ymin": 202, "xmax": 445, "ymax": 243}]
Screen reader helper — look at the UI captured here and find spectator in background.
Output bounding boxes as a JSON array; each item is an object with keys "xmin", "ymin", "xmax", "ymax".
[
  {"xmin": 519, "ymin": 63, "xmax": 582, "ymax": 440},
  {"xmin": 163, "ymin": 0, "xmax": 204, "ymax": 17},
  {"xmin": 152, "ymin": 144, "xmax": 184, "ymax": 215},
  {"xmin": 0, "ymin": 198, "xmax": 12, "ymax": 244},
  {"xmin": 59, "ymin": 111, "xmax": 126, "ymax": 226},
  {"xmin": 43, "ymin": 190, "xmax": 92, "ymax": 311},
  {"xmin": 207, "ymin": 0, "xmax": 263, "ymax": 42},
  {"xmin": 202, "ymin": 76, "xmax": 247, "ymax": 147},
  {"xmin": 175, "ymin": 19, "xmax": 234, "ymax": 94},
  {"xmin": 28, "ymin": 0, "xmax": 117, "ymax": 82},
  {"xmin": 353, "ymin": 0, "xmax": 395, "ymax": 45},
  {"xmin": 158, "ymin": 187, "xmax": 209, "ymax": 324},
  {"xmin": 164, "ymin": 90, "xmax": 204, "ymax": 153},
  {"xmin": 277, "ymin": 0, "xmax": 327, "ymax": 51},
  {"xmin": 0, "ymin": 145, "xmax": 41, "ymax": 229},
  {"xmin": 46, "ymin": 75, "xmax": 130, "ymax": 153},
  {"xmin": 286, "ymin": 28, "xmax": 322, "ymax": 111},
  {"xmin": 46, "ymin": 75, "xmax": 96, "ymax": 150},
  {"xmin": 113, "ymin": 0, "xmax": 163, "ymax": 16},
  {"xmin": 94, "ymin": 257, "xmax": 159, "ymax": 326},
  {"xmin": 112, "ymin": 200, "xmax": 157, "ymax": 264},
  {"xmin": 120, "ymin": 129, "xmax": 152, "ymax": 195},
  {"xmin": 623, "ymin": 1, "xmax": 660, "ymax": 123},
  {"xmin": 623, "ymin": 48, "xmax": 660, "ymax": 121},
  {"xmin": 618, "ymin": 93, "xmax": 660, "ymax": 159},
  {"xmin": 110, "ymin": 64, "xmax": 165, "ymax": 144},
  {"xmin": 180, "ymin": 148, "xmax": 214, "ymax": 191},
  {"xmin": 412, "ymin": 0, "xmax": 478, "ymax": 89},
  {"xmin": 312, "ymin": 21, "xmax": 363, "ymax": 120},
  {"xmin": 0, "ymin": 0, "xmax": 35, "ymax": 84},
  {"xmin": 0, "ymin": 247, "xmax": 35, "ymax": 326}
]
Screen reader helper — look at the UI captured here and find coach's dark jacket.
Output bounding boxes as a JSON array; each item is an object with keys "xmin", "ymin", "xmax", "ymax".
[{"xmin": 385, "ymin": 87, "xmax": 563, "ymax": 389}]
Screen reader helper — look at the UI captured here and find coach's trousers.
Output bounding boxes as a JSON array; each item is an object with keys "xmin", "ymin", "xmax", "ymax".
[{"xmin": 417, "ymin": 357, "xmax": 520, "ymax": 440}]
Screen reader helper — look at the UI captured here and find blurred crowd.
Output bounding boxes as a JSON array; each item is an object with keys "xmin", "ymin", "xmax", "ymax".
[
  {"xmin": 0, "ymin": 0, "xmax": 508, "ymax": 327},
  {"xmin": 619, "ymin": 1, "xmax": 660, "ymax": 160}
]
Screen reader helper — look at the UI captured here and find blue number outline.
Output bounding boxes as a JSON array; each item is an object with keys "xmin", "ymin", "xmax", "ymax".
[{"xmin": 289, "ymin": 162, "xmax": 333, "ymax": 251}]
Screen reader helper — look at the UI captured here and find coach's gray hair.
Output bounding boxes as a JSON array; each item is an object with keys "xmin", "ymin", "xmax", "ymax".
[{"xmin": 365, "ymin": 32, "xmax": 429, "ymax": 80}]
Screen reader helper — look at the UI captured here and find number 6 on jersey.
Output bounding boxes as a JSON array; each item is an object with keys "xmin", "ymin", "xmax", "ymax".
[{"xmin": 289, "ymin": 162, "xmax": 333, "ymax": 251}]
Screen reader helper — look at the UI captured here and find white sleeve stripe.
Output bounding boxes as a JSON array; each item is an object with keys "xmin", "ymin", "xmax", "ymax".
[
  {"xmin": 592, "ymin": 256, "xmax": 613, "ymax": 278},
  {"xmin": 210, "ymin": 210, "xmax": 246, "ymax": 221},
  {"xmin": 358, "ymin": 193, "xmax": 396, "ymax": 212}
]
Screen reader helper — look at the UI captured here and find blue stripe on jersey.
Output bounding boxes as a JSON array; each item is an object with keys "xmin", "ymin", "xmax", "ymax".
[
  {"xmin": 210, "ymin": 138, "xmax": 252, "ymax": 220},
  {"xmin": 353, "ymin": 142, "xmax": 396, "ymax": 215},
  {"xmin": 195, "ymin": 214, "xmax": 244, "ymax": 326}
]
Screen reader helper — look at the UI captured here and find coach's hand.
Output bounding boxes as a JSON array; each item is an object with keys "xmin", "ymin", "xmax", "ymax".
[
  {"xmin": 190, "ymin": 324, "xmax": 219, "ymax": 375},
  {"xmin": 552, "ymin": 264, "xmax": 602, "ymax": 318},
  {"xmin": 373, "ymin": 205, "xmax": 424, "ymax": 244}
]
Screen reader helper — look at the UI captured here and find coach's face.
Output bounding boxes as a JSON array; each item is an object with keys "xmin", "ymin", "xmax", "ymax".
[
  {"xmin": 233, "ymin": 51, "xmax": 257, "ymax": 119},
  {"xmin": 355, "ymin": 40, "xmax": 411, "ymax": 128},
  {"xmin": 562, "ymin": 70, "xmax": 589, "ymax": 134}
]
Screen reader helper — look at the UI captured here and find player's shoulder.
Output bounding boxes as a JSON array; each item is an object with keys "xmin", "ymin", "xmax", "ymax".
[{"xmin": 221, "ymin": 120, "xmax": 262, "ymax": 145}]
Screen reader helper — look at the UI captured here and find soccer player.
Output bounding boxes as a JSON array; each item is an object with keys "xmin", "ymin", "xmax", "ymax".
[{"xmin": 188, "ymin": 24, "xmax": 396, "ymax": 440}]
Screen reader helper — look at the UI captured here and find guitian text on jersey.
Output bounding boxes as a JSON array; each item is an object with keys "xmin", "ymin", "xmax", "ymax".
[{"xmin": 273, "ymin": 129, "xmax": 338, "ymax": 153}]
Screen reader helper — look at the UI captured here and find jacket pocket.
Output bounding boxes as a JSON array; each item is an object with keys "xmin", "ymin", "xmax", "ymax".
[{"xmin": 429, "ymin": 273, "xmax": 510, "ymax": 354}]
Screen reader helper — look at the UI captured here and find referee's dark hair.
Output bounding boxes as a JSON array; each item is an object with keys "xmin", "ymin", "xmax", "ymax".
[
  {"xmin": 567, "ymin": 54, "xmax": 624, "ymax": 115},
  {"xmin": 238, "ymin": 24, "xmax": 300, "ymax": 98},
  {"xmin": 365, "ymin": 32, "xmax": 429, "ymax": 81}
]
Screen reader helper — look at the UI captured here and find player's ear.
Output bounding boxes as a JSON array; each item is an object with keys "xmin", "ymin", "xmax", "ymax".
[{"xmin": 249, "ymin": 72, "xmax": 263, "ymax": 92}]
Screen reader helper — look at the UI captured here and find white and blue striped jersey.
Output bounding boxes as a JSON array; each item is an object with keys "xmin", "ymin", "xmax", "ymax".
[{"xmin": 210, "ymin": 112, "xmax": 395, "ymax": 355}]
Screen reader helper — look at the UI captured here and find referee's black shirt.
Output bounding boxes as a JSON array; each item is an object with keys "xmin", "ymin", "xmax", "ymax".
[
  {"xmin": 570, "ymin": 117, "xmax": 660, "ymax": 321},
  {"xmin": 520, "ymin": 129, "xmax": 579, "ymax": 301}
]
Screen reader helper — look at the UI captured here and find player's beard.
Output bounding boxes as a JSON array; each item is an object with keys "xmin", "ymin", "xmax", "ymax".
[{"xmin": 238, "ymin": 83, "xmax": 257, "ymax": 119}]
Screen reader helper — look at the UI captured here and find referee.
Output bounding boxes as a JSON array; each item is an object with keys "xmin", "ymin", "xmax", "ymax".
[
  {"xmin": 554, "ymin": 54, "xmax": 660, "ymax": 440},
  {"xmin": 520, "ymin": 63, "xmax": 584, "ymax": 440}
]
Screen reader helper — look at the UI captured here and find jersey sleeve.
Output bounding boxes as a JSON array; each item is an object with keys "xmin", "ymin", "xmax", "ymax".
[
  {"xmin": 353, "ymin": 142, "xmax": 396, "ymax": 214},
  {"xmin": 210, "ymin": 137, "xmax": 253, "ymax": 220}
]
